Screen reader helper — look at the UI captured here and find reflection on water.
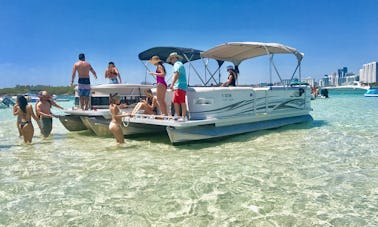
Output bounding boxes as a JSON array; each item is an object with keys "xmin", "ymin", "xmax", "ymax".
[{"xmin": 0, "ymin": 91, "xmax": 377, "ymax": 225}]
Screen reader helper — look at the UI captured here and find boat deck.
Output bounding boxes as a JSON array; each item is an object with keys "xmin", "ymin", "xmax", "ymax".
[{"xmin": 122, "ymin": 114, "xmax": 217, "ymax": 128}]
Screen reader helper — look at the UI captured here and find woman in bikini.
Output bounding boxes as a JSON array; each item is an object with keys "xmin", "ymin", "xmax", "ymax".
[
  {"xmin": 105, "ymin": 62, "xmax": 122, "ymax": 84},
  {"xmin": 131, "ymin": 89, "xmax": 158, "ymax": 115},
  {"xmin": 148, "ymin": 56, "xmax": 168, "ymax": 115},
  {"xmin": 15, "ymin": 95, "xmax": 41, "ymax": 143},
  {"xmin": 109, "ymin": 93, "xmax": 129, "ymax": 144},
  {"xmin": 13, "ymin": 100, "xmax": 22, "ymax": 137}
]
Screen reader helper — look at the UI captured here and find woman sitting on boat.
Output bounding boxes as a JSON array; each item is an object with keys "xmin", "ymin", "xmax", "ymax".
[
  {"xmin": 131, "ymin": 89, "xmax": 158, "ymax": 115},
  {"xmin": 221, "ymin": 65, "xmax": 238, "ymax": 87},
  {"xmin": 109, "ymin": 93, "xmax": 129, "ymax": 144},
  {"xmin": 14, "ymin": 95, "xmax": 41, "ymax": 143}
]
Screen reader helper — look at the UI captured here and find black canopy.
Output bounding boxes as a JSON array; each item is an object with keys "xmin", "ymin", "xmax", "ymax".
[
  {"xmin": 138, "ymin": 47, "xmax": 203, "ymax": 65},
  {"xmin": 138, "ymin": 46, "xmax": 224, "ymax": 85}
]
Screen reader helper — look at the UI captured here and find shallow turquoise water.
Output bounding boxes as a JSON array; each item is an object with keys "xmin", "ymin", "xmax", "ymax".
[{"xmin": 0, "ymin": 89, "xmax": 377, "ymax": 226}]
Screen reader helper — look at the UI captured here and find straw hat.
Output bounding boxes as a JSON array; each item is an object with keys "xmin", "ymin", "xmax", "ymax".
[
  {"xmin": 166, "ymin": 52, "xmax": 183, "ymax": 63},
  {"xmin": 42, "ymin": 90, "xmax": 49, "ymax": 96},
  {"xmin": 148, "ymin": 55, "xmax": 163, "ymax": 64},
  {"xmin": 38, "ymin": 90, "xmax": 49, "ymax": 97}
]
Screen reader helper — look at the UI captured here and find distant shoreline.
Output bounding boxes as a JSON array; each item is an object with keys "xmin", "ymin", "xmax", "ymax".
[
  {"xmin": 322, "ymin": 85, "xmax": 369, "ymax": 90},
  {"xmin": 0, "ymin": 85, "xmax": 74, "ymax": 96}
]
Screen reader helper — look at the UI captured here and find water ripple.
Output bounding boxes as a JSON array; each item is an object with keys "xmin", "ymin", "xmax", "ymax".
[{"xmin": 0, "ymin": 93, "xmax": 377, "ymax": 225}]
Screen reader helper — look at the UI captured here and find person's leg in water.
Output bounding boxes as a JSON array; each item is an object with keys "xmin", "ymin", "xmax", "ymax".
[
  {"xmin": 40, "ymin": 118, "xmax": 53, "ymax": 138},
  {"xmin": 109, "ymin": 122, "xmax": 125, "ymax": 144},
  {"xmin": 17, "ymin": 119, "xmax": 22, "ymax": 137},
  {"xmin": 114, "ymin": 126, "xmax": 124, "ymax": 144}
]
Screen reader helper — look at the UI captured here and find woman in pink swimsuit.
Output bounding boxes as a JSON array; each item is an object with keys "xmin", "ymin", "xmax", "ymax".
[{"xmin": 148, "ymin": 56, "xmax": 168, "ymax": 115}]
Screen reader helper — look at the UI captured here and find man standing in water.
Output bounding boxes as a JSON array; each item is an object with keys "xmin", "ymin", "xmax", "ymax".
[
  {"xmin": 36, "ymin": 91, "xmax": 64, "ymax": 138},
  {"xmin": 71, "ymin": 53, "xmax": 97, "ymax": 110}
]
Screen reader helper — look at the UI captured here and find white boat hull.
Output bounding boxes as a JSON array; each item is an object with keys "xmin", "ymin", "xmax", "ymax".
[
  {"xmin": 59, "ymin": 115, "xmax": 87, "ymax": 131},
  {"xmin": 60, "ymin": 84, "xmax": 152, "ymax": 132},
  {"xmin": 84, "ymin": 117, "xmax": 112, "ymax": 137},
  {"xmin": 85, "ymin": 116, "xmax": 165, "ymax": 137},
  {"xmin": 167, "ymin": 114, "xmax": 312, "ymax": 144},
  {"xmin": 122, "ymin": 86, "xmax": 313, "ymax": 144},
  {"xmin": 59, "ymin": 109, "xmax": 111, "ymax": 132}
]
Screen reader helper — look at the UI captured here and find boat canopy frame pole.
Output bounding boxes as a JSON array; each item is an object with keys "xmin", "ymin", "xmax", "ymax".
[
  {"xmin": 268, "ymin": 54, "xmax": 284, "ymax": 85},
  {"xmin": 263, "ymin": 46, "xmax": 277, "ymax": 85},
  {"xmin": 201, "ymin": 58, "xmax": 222, "ymax": 86},
  {"xmin": 266, "ymin": 49, "xmax": 302, "ymax": 87},
  {"xmin": 269, "ymin": 55, "xmax": 273, "ymax": 84},
  {"xmin": 183, "ymin": 53, "xmax": 207, "ymax": 86},
  {"xmin": 140, "ymin": 61, "xmax": 156, "ymax": 84},
  {"xmin": 289, "ymin": 61, "xmax": 301, "ymax": 82},
  {"xmin": 271, "ymin": 59, "xmax": 283, "ymax": 84}
]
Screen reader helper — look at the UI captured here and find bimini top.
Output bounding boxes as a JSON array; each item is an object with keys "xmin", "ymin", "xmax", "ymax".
[
  {"xmin": 138, "ymin": 47, "xmax": 203, "ymax": 65},
  {"xmin": 201, "ymin": 42, "xmax": 304, "ymax": 66}
]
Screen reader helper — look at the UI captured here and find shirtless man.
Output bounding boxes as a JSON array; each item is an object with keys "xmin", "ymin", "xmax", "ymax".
[
  {"xmin": 71, "ymin": 53, "xmax": 97, "ymax": 110},
  {"xmin": 36, "ymin": 91, "xmax": 64, "ymax": 138}
]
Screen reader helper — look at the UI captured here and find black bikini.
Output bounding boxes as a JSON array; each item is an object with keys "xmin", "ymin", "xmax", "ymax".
[
  {"xmin": 20, "ymin": 121, "xmax": 31, "ymax": 129},
  {"xmin": 20, "ymin": 109, "xmax": 30, "ymax": 129}
]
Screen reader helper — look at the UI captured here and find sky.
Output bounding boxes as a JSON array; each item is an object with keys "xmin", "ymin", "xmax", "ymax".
[{"xmin": 1, "ymin": 0, "xmax": 378, "ymax": 88}]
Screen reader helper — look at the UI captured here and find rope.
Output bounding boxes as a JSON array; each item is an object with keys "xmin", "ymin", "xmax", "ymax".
[{"xmin": 122, "ymin": 117, "xmax": 130, "ymax": 128}]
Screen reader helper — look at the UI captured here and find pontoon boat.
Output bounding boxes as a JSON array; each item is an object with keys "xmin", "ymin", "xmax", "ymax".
[{"xmin": 119, "ymin": 42, "xmax": 313, "ymax": 144}]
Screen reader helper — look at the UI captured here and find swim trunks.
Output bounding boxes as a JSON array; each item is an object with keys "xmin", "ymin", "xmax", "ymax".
[
  {"xmin": 78, "ymin": 78, "xmax": 91, "ymax": 97},
  {"xmin": 173, "ymin": 89, "xmax": 186, "ymax": 104},
  {"xmin": 41, "ymin": 117, "xmax": 52, "ymax": 137}
]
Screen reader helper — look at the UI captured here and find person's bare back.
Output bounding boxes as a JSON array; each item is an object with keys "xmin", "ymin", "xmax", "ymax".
[
  {"xmin": 74, "ymin": 61, "xmax": 92, "ymax": 78},
  {"xmin": 71, "ymin": 53, "xmax": 97, "ymax": 86}
]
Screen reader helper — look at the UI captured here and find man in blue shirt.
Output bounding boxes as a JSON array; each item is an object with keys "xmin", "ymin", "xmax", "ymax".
[{"xmin": 167, "ymin": 52, "xmax": 187, "ymax": 121}]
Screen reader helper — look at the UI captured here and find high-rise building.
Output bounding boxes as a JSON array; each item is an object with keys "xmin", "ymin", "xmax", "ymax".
[
  {"xmin": 337, "ymin": 67, "xmax": 348, "ymax": 78},
  {"xmin": 343, "ymin": 67, "xmax": 348, "ymax": 77},
  {"xmin": 319, "ymin": 75, "xmax": 330, "ymax": 87},
  {"xmin": 328, "ymin": 72, "xmax": 338, "ymax": 86},
  {"xmin": 302, "ymin": 77, "xmax": 315, "ymax": 87},
  {"xmin": 359, "ymin": 62, "xmax": 378, "ymax": 84}
]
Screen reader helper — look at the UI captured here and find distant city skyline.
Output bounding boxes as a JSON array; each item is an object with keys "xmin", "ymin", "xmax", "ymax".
[{"xmin": 1, "ymin": 0, "xmax": 378, "ymax": 88}]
